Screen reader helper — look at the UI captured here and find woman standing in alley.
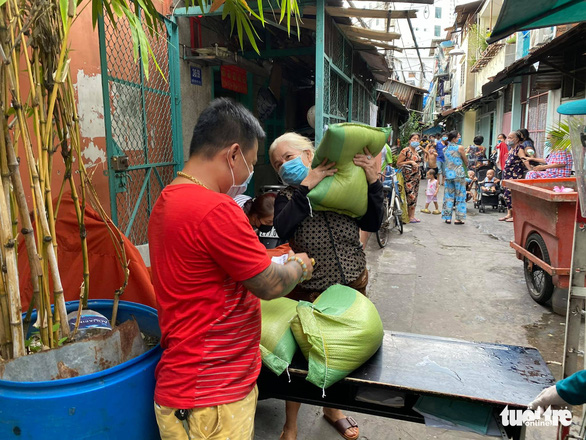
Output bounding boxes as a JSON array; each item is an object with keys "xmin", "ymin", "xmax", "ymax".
[
  {"xmin": 499, "ymin": 131, "xmax": 530, "ymax": 222},
  {"xmin": 396, "ymin": 133, "xmax": 423, "ymax": 223},
  {"xmin": 441, "ymin": 131, "xmax": 468, "ymax": 225}
]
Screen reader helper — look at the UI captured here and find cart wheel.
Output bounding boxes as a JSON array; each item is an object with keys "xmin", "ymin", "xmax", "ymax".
[{"xmin": 524, "ymin": 233, "xmax": 555, "ymax": 304}]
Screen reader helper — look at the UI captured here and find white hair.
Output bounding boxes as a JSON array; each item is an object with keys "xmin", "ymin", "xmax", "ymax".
[{"xmin": 268, "ymin": 132, "xmax": 314, "ymax": 161}]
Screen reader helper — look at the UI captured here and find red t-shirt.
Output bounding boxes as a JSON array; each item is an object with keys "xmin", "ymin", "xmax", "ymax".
[
  {"xmin": 148, "ymin": 184, "xmax": 271, "ymax": 409},
  {"xmin": 497, "ymin": 141, "xmax": 509, "ymax": 170}
]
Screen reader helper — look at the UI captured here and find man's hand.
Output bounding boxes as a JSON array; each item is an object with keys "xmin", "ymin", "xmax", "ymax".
[
  {"xmin": 243, "ymin": 252, "xmax": 314, "ymax": 300},
  {"xmin": 528, "ymin": 385, "xmax": 569, "ymax": 416},
  {"xmin": 353, "ymin": 147, "xmax": 379, "ymax": 184},
  {"xmin": 301, "ymin": 159, "xmax": 337, "ymax": 190}
]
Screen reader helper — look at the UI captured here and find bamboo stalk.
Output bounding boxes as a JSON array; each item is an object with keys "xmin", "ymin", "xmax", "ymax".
[
  {"xmin": 0, "ymin": 272, "xmax": 11, "ymax": 358},
  {"xmin": 2, "ymin": 43, "xmax": 69, "ymax": 340},
  {"xmin": 62, "ymin": 79, "xmax": 89, "ymax": 308},
  {"xmin": 4, "ymin": 130, "xmax": 43, "ymax": 333},
  {"xmin": 0, "ymin": 157, "xmax": 24, "ymax": 357}
]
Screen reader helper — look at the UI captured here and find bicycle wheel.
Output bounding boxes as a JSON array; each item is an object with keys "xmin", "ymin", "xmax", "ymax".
[
  {"xmin": 392, "ymin": 209, "xmax": 403, "ymax": 234},
  {"xmin": 390, "ymin": 193, "xmax": 403, "ymax": 235},
  {"xmin": 376, "ymin": 197, "xmax": 390, "ymax": 248}
]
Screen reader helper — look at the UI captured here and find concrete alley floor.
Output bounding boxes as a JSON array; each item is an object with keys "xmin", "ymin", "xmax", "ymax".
[{"xmin": 255, "ymin": 184, "xmax": 576, "ymax": 440}]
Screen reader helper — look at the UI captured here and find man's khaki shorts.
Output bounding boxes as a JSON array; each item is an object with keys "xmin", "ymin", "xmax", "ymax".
[{"xmin": 154, "ymin": 385, "xmax": 258, "ymax": 440}]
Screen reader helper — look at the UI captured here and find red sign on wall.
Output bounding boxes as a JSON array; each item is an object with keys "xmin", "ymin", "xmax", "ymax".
[{"xmin": 220, "ymin": 65, "xmax": 248, "ymax": 94}]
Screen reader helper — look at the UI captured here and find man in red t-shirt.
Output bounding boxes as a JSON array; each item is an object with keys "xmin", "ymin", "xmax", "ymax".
[{"xmin": 148, "ymin": 98, "xmax": 313, "ymax": 440}]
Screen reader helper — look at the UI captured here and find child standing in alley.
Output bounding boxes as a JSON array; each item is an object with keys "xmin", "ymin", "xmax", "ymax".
[{"xmin": 421, "ymin": 169, "xmax": 440, "ymax": 214}]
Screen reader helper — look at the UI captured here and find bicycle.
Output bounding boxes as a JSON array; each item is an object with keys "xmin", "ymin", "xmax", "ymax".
[{"xmin": 376, "ymin": 167, "xmax": 404, "ymax": 248}]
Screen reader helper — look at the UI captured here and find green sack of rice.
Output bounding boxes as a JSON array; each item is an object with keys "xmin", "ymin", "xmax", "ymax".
[
  {"xmin": 290, "ymin": 285, "xmax": 384, "ymax": 389},
  {"xmin": 308, "ymin": 123, "xmax": 391, "ymax": 218},
  {"xmin": 260, "ymin": 297, "xmax": 299, "ymax": 376}
]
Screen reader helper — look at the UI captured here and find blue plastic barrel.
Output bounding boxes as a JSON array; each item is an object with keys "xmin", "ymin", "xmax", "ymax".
[{"xmin": 0, "ymin": 300, "xmax": 162, "ymax": 439}]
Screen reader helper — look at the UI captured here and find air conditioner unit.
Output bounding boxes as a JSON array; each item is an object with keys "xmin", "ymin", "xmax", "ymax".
[
  {"xmin": 443, "ymin": 93, "xmax": 452, "ymax": 103},
  {"xmin": 444, "ymin": 80, "xmax": 452, "ymax": 93},
  {"xmin": 530, "ymin": 27, "xmax": 554, "ymax": 48}
]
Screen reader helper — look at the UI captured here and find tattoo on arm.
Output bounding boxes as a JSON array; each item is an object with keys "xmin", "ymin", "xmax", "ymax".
[{"xmin": 243, "ymin": 262, "xmax": 302, "ymax": 300}]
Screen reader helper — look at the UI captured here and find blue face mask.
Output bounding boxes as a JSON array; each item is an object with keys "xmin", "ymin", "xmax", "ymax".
[
  {"xmin": 545, "ymin": 140, "xmax": 552, "ymax": 148},
  {"xmin": 442, "ymin": 136, "xmax": 448, "ymax": 141},
  {"xmin": 226, "ymin": 150, "xmax": 254, "ymax": 198},
  {"xmin": 457, "ymin": 137, "xmax": 462, "ymax": 145},
  {"xmin": 411, "ymin": 141, "xmax": 420, "ymax": 147},
  {"xmin": 278, "ymin": 155, "xmax": 309, "ymax": 186}
]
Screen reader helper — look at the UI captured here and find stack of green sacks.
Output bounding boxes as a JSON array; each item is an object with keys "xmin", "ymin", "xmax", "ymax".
[
  {"xmin": 260, "ymin": 297, "xmax": 299, "ymax": 375},
  {"xmin": 290, "ymin": 285, "xmax": 384, "ymax": 389},
  {"xmin": 308, "ymin": 123, "xmax": 392, "ymax": 218}
]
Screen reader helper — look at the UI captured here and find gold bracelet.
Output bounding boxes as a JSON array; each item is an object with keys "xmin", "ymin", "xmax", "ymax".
[{"xmin": 287, "ymin": 256, "xmax": 308, "ymax": 282}]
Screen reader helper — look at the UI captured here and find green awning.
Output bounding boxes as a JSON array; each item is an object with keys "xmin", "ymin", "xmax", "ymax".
[{"xmin": 487, "ymin": 0, "xmax": 586, "ymax": 44}]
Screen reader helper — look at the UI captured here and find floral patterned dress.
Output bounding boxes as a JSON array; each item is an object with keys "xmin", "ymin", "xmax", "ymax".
[
  {"xmin": 441, "ymin": 143, "xmax": 467, "ymax": 221},
  {"xmin": 399, "ymin": 147, "xmax": 422, "ymax": 208},
  {"xmin": 502, "ymin": 144, "xmax": 526, "ymax": 209}
]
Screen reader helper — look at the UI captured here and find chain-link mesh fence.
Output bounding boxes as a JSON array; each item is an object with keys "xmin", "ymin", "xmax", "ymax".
[{"xmin": 102, "ymin": 13, "xmax": 178, "ymax": 245}]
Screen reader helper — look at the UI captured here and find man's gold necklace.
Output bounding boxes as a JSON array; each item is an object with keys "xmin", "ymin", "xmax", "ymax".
[{"xmin": 177, "ymin": 171, "xmax": 209, "ymax": 189}]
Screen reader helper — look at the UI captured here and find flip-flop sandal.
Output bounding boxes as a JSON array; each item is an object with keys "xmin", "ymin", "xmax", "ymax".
[
  {"xmin": 445, "ymin": 220, "xmax": 451, "ymax": 224},
  {"xmin": 498, "ymin": 217, "xmax": 509, "ymax": 221},
  {"xmin": 323, "ymin": 414, "xmax": 359, "ymax": 440},
  {"xmin": 505, "ymin": 218, "xmax": 514, "ymax": 222},
  {"xmin": 409, "ymin": 219, "xmax": 420, "ymax": 223},
  {"xmin": 455, "ymin": 221, "xmax": 465, "ymax": 225}
]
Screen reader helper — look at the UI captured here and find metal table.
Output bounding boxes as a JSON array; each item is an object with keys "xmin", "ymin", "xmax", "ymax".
[{"xmin": 258, "ymin": 331, "xmax": 556, "ymax": 439}]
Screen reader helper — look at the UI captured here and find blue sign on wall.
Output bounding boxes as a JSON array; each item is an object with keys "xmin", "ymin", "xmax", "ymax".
[{"xmin": 191, "ymin": 66, "xmax": 202, "ymax": 86}]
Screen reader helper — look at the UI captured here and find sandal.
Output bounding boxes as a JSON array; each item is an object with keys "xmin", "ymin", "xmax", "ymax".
[
  {"xmin": 498, "ymin": 216, "xmax": 510, "ymax": 221},
  {"xmin": 455, "ymin": 220, "xmax": 465, "ymax": 225},
  {"xmin": 505, "ymin": 217, "xmax": 514, "ymax": 222},
  {"xmin": 432, "ymin": 210, "xmax": 441, "ymax": 215},
  {"xmin": 323, "ymin": 414, "xmax": 359, "ymax": 440},
  {"xmin": 421, "ymin": 208, "xmax": 431, "ymax": 214},
  {"xmin": 445, "ymin": 220, "xmax": 451, "ymax": 224}
]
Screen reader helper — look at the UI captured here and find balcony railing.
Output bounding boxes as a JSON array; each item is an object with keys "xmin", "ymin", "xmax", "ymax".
[{"xmin": 470, "ymin": 43, "xmax": 505, "ymax": 73}]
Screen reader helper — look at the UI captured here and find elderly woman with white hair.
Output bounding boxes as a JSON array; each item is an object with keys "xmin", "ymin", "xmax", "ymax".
[{"xmin": 269, "ymin": 132, "xmax": 383, "ymax": 440}]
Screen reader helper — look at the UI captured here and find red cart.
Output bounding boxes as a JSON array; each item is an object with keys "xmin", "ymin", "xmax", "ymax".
[{"xmin": 504, "ymin": 178, "xmax": 580, "ymax": 304}]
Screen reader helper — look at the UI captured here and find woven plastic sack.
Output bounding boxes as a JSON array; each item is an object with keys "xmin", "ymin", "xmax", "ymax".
[
  {"xmin": 260, "ymin": 297, "xmax": 299, "ymax": 375},
  {"xmin": 308, "ymin": 123, "xmax": 392, "ymax": 218},
  {"xmin": 290, "ymin": 285, "xmax": 384, "ymax": 389}
]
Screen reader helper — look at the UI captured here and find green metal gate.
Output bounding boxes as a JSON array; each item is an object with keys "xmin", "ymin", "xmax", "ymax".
[
  {"xmin": 98, "ymin": 14, "xmax": 183, "ymax": 245},
  {"xmin": 315, "ymin": 0, "xmax": 376, "ymax": 144}
]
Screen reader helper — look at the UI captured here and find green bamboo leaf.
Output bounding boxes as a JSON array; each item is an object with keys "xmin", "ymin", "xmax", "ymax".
[
  {"xmin": 287, "ymin": 0, "xmax": 291, "ymax": 35},
  {"xmin": 145, "ymin": 35, "xmax": 166, "ymax": 82},
  {"xmin": 52, "ymin": 322, "xmax": 60, "ymax": 332},
  {"xmin": 279, "ymin": 0, "xmax": 286, "ymax": 24},
  {"xmin": 256, "ymin": 0, "xmax": 264, "ymax": 25},
  {"xmin": 0, "ymin": 0, "xmax": 7, "ymax": 6},
  {"xmin": 136, "ymin": 20, "xmax": 151, "ymax": 78},
  {"xmin": 236, "ymin": 15, "xmax": 244, "ymax": 49},
  {"xmin": 222, "ymin": 0, "xmax": 230, "ymax": 20},
  {"xmin": 123, "ymin": 8, "xmax": 140, "ymax": 62},
  {"xmin": 110, "ymin": 0, "xmax": 124, "ymax": 18},
  {"xmin": 91, "ymin": 0, "xmax": 100, "ymax": 28},
  {"xmin": 60, "ymin": 0, "xmax": 69, "ymax": 28},
  {"xmin": 103, "ymin": 1, "xmax": 116, "ymax": 25},
  {"xmin": 242, "ymin": 17, "xmax": 260, "ymax": 53}
]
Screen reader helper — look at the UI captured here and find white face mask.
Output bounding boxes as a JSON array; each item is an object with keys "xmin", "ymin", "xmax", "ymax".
[{"xmin": 226, "ymin": 149, "xmax": 254, "ymax": 198}]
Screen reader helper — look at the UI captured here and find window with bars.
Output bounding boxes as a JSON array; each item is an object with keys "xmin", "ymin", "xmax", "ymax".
[{"xmin": 521, "ymin": 90, "xmax": 548, "ymax": 157}]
